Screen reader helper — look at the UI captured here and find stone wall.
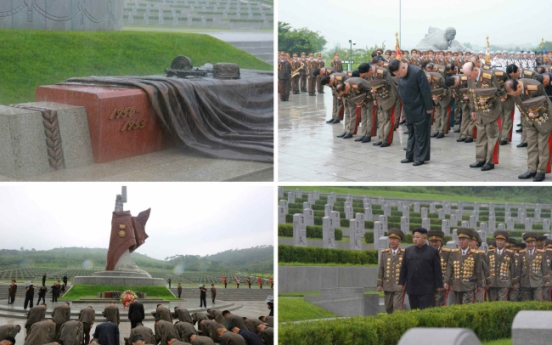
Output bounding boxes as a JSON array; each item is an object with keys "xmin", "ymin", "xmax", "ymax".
[{"xmin": 279, "ymin": 266, "xmax": 378, "ymax": 293}]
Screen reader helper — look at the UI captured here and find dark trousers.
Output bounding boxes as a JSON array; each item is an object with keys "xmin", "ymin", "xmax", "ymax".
[
  {"xmin": 130, "ymin": 319, "xmax": 141, "ymax": 329},
  {"xmin": 200, "ymin": 295, "xmax": 207, "ymax": 308},
  {"xmin": 212, "ymin": 294, "xmax": 216, "ymax": 304},
  {"xmin": 52, "ymin": 293, "xmax": 58, "ymax": 302},
  {"xmin": 37, "ymin": 295, "xmax": 45, "ymax": 304},
  {"xmin": 24, "ymin": 296, "xmax": 33, "ymax": 309},
  {"xmin": 405, "ymin": 112, "xmax": 431, "ymax": 163},
  {"xmin": 408, "ymin": 294, "xmax": 435, "ymax": 310},
  {"xmin": 178, "ymin": 291, "xmax": 182, "ymax": 298},
  {"xmin": 83, "ymin": 322, "xmax": 91, "ymax": 345},
  {"xmin": 8, "ymin": 295, "xmax": 15, "ymax": 304}
]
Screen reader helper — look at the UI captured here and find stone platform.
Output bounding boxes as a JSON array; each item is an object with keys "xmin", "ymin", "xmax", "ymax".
[
  {"xmin": 279, "ymin": 91, "xmax": 534, "ymax": 182},
  {"xmin": 72, "ymin": 269, "xmax": 165, "ymax": 287}
]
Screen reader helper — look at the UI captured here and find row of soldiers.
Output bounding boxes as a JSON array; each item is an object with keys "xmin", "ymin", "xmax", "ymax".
[
  {"xmin": 378, "ymin": 227, "xmax": 552, "ymax": 314},
  {"xmin": 278, "ymin": 48, "xmax": 552, "ymax": 180},
  {"xmin": 0, "ymin": 301, "xmax": 273, "ymax": 345}
]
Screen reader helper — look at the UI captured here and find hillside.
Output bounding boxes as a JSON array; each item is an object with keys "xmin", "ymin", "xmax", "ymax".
[{"xmin": 0, "ymin": 29, "xmax": 272, "ymax": 105}]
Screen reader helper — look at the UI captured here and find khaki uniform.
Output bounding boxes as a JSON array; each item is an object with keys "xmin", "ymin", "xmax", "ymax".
[
  {"xmin": 493, "ymin": 69, "xmax": 516, "ymax": 142},
  {"xmin": 377, "ymin": 248, "xmax": 405, "ymax": 313},
  {"xmin": 518, "ymin": 249, "xmax": 550, "ymax": 300},
  {"xmin": 513, "ymin": 79, "xmax": 552, "ymax": 174},
  {"xmin": 174, "ymin": 321, "xmax": 197, "ymax": 341},
  {"xmin": 278, "ymin": 59, "xmax": 291, "ymax": 101},
  {"xmin": 191, "ymin": 335, "xmax": 216, "ymax": 345},
  {"xmin": 78, "ymin": 307, "xmax": 95, "ymax": 345},
  {"xmin": 316, "ymin": 59, "xmax": 325, "ymax": 93},
  {"xmin": 428, "ymin": 72, "xmax": 452, "ymax": 135},
  {"xmin": 58, "ymin": 321, "xmax": 83, "ymax": 345},
  {"xmin": 306, "ymin": 58, "xmax": 317, "ymax": 96},
  {"xmin": 153, "ymin": 306, "xmax": 172, "ymax": 322},
  {"xmin": 330, "ymin": 73, "xmax": 348, "ymax": 121},
  {"xmin": 299, "ymin": 57, "xmax": 308, "ymax": 92},
  {"xmin": 24, "ymin": 321, "xmax": 55, "ymax": 345},
  {"xmin": 154, "ymin": 320, "xmax": 180, "ymax": 345},
  {"xmin": 102, "ymin": 305, "xmax": 120, "ymax": 325},
  {"xmin": 343, "ymin": 78, "xmax": 372, "ymax": 135},
  {"xmin": 219, "ymin": 331, "xmax": 247, "ymax": 345},
  {"xmin": 366, "ymin": 67, "xmax": 400, "ymax": 145},
  {"xmin": 129, "ymin": 325, "xmax": 155, "ymax": 345},
  {"xmin": 474, "ymin": 251, "xmax": 491, "ymax": 303},
  {"xmin": 26, "ymin": 306, "xmax": 46, "ymax": 336},
  {"xmin": 509, "ymin": 252, "xmax": 522, "ymax": 301},
  {"xmin": 173, "ymin": 307, "xmax": 193, "ymax": 324},
  {"xmin": 487, "ymin": 248, "xmax": 518, "ymax": 301},
  {"xmin": 331, "ymin": 59, "xmax": 344, "ymax": 72},
  {"xmin": 0, "ymin": 325, "xmax": 20, "ymax": 341},
  {"xmin": 290, "ymin": 59, "xmax": 302, "ymax": 94},
  {"xmin": 52, "ymin": 304, "xmax": 71, "ymax": 340},
  {"xmin": 435, "ymin": 248, "xmax": 452, "ymax": 306},
  {"xmin": 467, "ymin": 70, "xmax": 503, "ymax": 165},
  {"xmin": 452, "ymin": 75, "xmax": 474, "ymax": 139},
  {"xmin": 517, "ymin": 69, "xmax": 538, "ymax": 143},
  {"xmin": 445, "ymin": 248, "xmax": 485, "ymax": 304},
  {"xmin": 200, "ymin": 320, "xmax": 220, "ymax": 343}
]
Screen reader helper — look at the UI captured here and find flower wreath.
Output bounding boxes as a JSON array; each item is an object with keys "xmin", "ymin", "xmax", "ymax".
[{"xmin": 120, "ymin": 290, "xmax": 138, "ymax": 309}]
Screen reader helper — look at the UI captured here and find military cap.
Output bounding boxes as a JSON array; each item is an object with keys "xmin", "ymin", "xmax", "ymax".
[
  {"xmin": 292, "ymin": 53, "xmax": 298, "ymax": 56},
  {"xmin": 411, "ymin": 48, "xmax": 418, "ymax": 53},
  {"xmin": 546, "ymin": 239, "xmax": 552, "ymax": 248},
  {"xmin": 428, "ymin": 230, "xmax": 445, "ymax": 242},
  {"xmin": 376, "ymin": 48, "xmax": 383, "ymax": 53},
  {"xmin": 412, "ymin": 227, "xmax": 428, "ymax": 235},
  {"xmin": 515, "ymin": 242, "xmax": 526, "ymax": 250},
  {"xmin": 301, "ymin": 52, "xmax": 306, "ymax": 54},
  {"xmin": 472, "ymin": 231, "xmax": 482, "ymax": 246},
  {"xmin": 384, "ymin": 49, "xmax": 392, "ymax": 54},
  {"xmin": 537, "ymin": 235, "xmax": 548, "ymax": 244},
  {"xmin": 457, "ymin": 228, "xmax": 472, "ymax": 239},
  {"xmin": 317, "ymin": 53, "xmax": 322, "ymax": 56},
  {"xmin": 506, "ymin": 237, "xmax": 517, "ymax": 248},
  {"xmin": 427, "ymin": 49, "xmax": 434, "ymax": 53},
  {"xmin": 493, "ymin": 230, "xmax": 509, "ymax": 241},
  {"xmin": 334, "ymin": 52, "xmax": 340, "ymax": 56},
  {"xmin": 388, "ymin": 228, "xmax": 405, "ymax": 241},
  {"xmin": 523, "ymin": 232, "xmax": 539, "ymax": 242},
  {"xmin": 488, "ymin": 239, "xmax": 496, "ymax": 249},
  {"xmin": 458, "ymin": 51, "xmax": 464, "ymax": 55},
  {"xmin": 503, "ymin": 50, "xmax": 508, "ymax": 54}
]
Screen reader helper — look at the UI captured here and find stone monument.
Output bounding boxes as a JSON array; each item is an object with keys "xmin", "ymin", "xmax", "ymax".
[{"xmin": 414, "ymin": 27, "xmax": 465, "ymax": 51}]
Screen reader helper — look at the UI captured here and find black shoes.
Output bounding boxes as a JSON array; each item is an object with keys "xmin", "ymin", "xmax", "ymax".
[
  {"xmin": 481, "ymin": 164, "xmax": 494, "ymax": 171},
  {"xmin": 332, "ymin": 119, "xmax": 340, "ymax": 124},
  {"xmin": 337, "ymin": 133, "xmax": 346, "ymax": 138},
  {"xmin": 326, "ymin": 119, "xmax": 335, "ymax": 124},
  {"xmin": 470, "ymin": 161, "xmax": 485, "ymax": 168},
  {"xmin": 401, "ymin": 159, "xmax": 413, "ymax": 163},
  {"xmin": 517, "ymin": 142, "xmax": 527, "ymax": 147},
  {"xmin": 499, "ymin": 140, "xmax": 509, "ymax": 145},
  {"xmin": 362, "ymin": 136, "xmax": 371, "ymax": 143},
  {"xmin": 518, "ymin": 171, "xmax": 536, "ymax": 179},
  {"xmin": 534, "ymin": 173, "xmax": 545, "ymax": 182},
  {"xmin": 343, "ymin": 133, "xmax": 353, "ymax": 139},
  {"xmin": 373, "ymin": 141, "xmax": 382, "ymax": 146},
  {"xmin": 457, "ymin": 137, "xmax": 466, "ymax": 142},
  {"xmin": 436, "ymin": 133, "xmax": 445, "ymax": 139},
  {"xmin": 454, "ymin": 128, "xmax": 461, "ymax": 133},
  {"xmin": 464, "ymin": 138, "xmax": 474, "ymax": 143},
  {"xmin": 380, "ymin": 142, "xmax": 390, "ymax": 148},
  {"xmin": 515, "ymin": 128, "xmax": 522, "ymax": 133},
  {"xmin": 431, "ymin": 132, "xmax": 438, "ymax": 138},
  {"xmin": 355, "ymin": 136, "xmax": 365, "ymax": 142},
  {"xmin": 413, "ymin": 161, "xmax": 424, "ymax": 166}
]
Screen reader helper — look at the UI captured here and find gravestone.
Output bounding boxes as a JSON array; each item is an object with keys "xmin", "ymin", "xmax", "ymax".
[
  {"xmin": 505, "ymin": 211, "xmax": 510, "ymax": 221},
  {"xmin": 355, "ymin": 213, "xmax": 366, "ymax": 234},
  {"xmin": 364, "ymin": 204, "xmax": 373, "ymax": 221},
  {"xmin": 512, "ymin": 311, "xmax": 552, "ymax": 345},
  {"xmin": 374, "ymin": 221, "xmax": 384, "ymax": 249},
  {"xmin": 525, "ymin": 218, "xmax": 533, "ymax": 231},
  {"xmin": 325, "ymin": 204, "xmax": 332, "ymax": 217},
  {"xmin": 279, "ymin": 200, "xmax": 288, "ymax": 214},
  {"xmin": 446, "ymin": 240, "xmax": 457, "ymax": 249},
  {"xmin": 422, "ymin": 207, "xmax": 428, "ymax": 219},
  {"xmin": 450, "ymin": 213, "xmax": 458, "ymax": 227},
  {"xmin": 329, "ymin": 193, "xmax": 337, "ymax": 207},
  {"xmin": 442, "ymin": 219, "xmax": 450, "ymax": 236},
  {"xmin": 461, "ymin": 221, "xmax": 469, "ymax": 228},
  {"xmin": 293, "ymin": 214, "xmax": 307, "ymax": 246},
  {"xmin": 477, "ymin": 230, "xmax": 488, "ymax": 252},
  {"xmin": 535, "ymin": 207, "xmax": 541, "ymax": 221},
  {"xmin": 345, "ymin": 196, "xmax": 353, "ymax": 205},
  {"xmin": 414, "ymin": 202, "xmax": 420, "ymax": 212},
  {"xmin": 498, "ymin": 223, "xmax": 505, "ymax": 231},
  {"xmin": 507, "ymin": 217, "xmax": 514, "ymax": 231},
  {"xmin": 378, "ymin": 196, "xmax": 384, "ymax": 204},
  {"xmin": 452, "ymin": 229, "xmax": 459, "ymax": 243},
  {"xmin": 314, "ymin": 190, "xmax": 320, "ymax": 200},
  {"xmin": 330, "ymin": 211, "xmax": 340, "ymax": 230},
  {"xmin": 489, "ymin": 203, "xmax": 494, "ymax": 213},
  {"xmin": 469, "ymin": 215, "xmax": 476, "ymax": 229},
  {"xmin": 438, "ymin": 209, "xmax": 445, "ymax": 220},
  {"xmin": 430, "ymin": 203, "xmax": 436, "ymax": 213},
  {"xmin": 383, "ymin": 204, "xmax": 391, "ymax": 217},
  {"xmin": 308, "ymin": 193, "xmax": 315, "ymax": 205},
  {"xmin": 287, "ymin": 192, "xmax": 295, "ymax": 204},
  {"xmin": 488, "ymin": 216, "xmax": 496, "ymax": 232},
  {"xmin": 543, "ymin": 219, "xmax": 551, "ymax": 233},
  {"xmin": 455, "ymin": 209, "xmax": 462, "ymax": 220},
  {"xmin": 278, "ymin": 187, "xmax": 283, "ymax": 198},
  {"xmin": 379, "ymin": 215, "xmax": 388, "ymax": 233},
  {"xmin": 303, "ymin": 202, "xmax": 311, "ymax": 210},
  {"xmin": 362, "ymin": 196, "xmax": 369, "ymax": 205},
  {"xmin": 518, "ymin": 208, "xmax": 524, "ymax": 222},
  {"xmin": 444, "ymin": 202, "xmax": 451, "ymax": 215},
  {"xmin": 345, "ymin": 204, "xmax": 354, "ymax": 220},
  {"xmin": 402, "ymin": 205, "xmax": 409, "ymax": 218},
  {"xmin": 295, "ymin": 188, "xmax": 302, "ymax": 198},
  {"xmin": 378, "ymin": 236, "xmax": 390, "ymax": 263},
  {"xmin": 350, "ymin": 217, "xmax": 363, "ymax": 250},
  {"xmin": 422, "ymin": 218, "xmax": 430, "ymax": 230},
  {"xmin": 398, "ymin": 328, "xmax": 482, "ymax": 345},
  {"xmin": 458, "ymin": 202, "xmax": 464, "ymax": 213},
  {"xmin": 474, "ymin": 202, "xmax": 479, "ymax": 212},
  {"xmin": 278, "ymin": 206, "xmax": 286, "ymax": 224},
  {"xmin": 521, "ymin": 203, "xmax": 526, "ymax": 212},
  {"xmin": 505, "ymin": 203, "xmax": 510, "ymax": 213},
  {"xmin": 479, "ymin": 222, "xmax": 487, "ymax": 234},
  {"xmin": 322, "ymin": 217, "xmax": 336, "ymax": 249},
  {"xmin": 473, "ymin": 210, "xmax": 479, "ymax": 222},
  {"xmin": 401, "ymin": 216, "xmax": 410, "ymax": 233},
  {"xmin": 304, "ymin": 208, "xmax": 314, "ymax": 226}
]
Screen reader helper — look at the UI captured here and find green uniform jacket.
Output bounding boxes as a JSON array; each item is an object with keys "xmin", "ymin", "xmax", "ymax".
[
  {"xmin": 377, "ymin": 248, "xmax": 405, "ymax": 292},
  {"xmin": 467, "ymin": 70, "xmax": 502, "ymax": 124},
  {"xmin": 488, "ymin": 248, "xmax": 518, "ymax": 287},
  {"xmin": 445, "ymin": 248, "xmax": 485, "ymax": 292},
  {"xmin": 518, "ymin": 249, "xmax": 550, "ymax": 288}
]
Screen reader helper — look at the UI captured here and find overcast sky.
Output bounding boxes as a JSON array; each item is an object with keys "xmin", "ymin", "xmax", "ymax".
[
  {"xmin": 0, "ymin": 184, "xmax": 273, "ymax": 260},
  {"xmin": 279, "ymin": 0, "xmax": 548, "ymax": 52}
]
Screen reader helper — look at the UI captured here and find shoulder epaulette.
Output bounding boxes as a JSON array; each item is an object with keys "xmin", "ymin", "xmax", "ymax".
[
  {"xmin": 520, "ymin": 250, "xmax": 527, "ymax": 253},
  {"xmin": 452, "ymin": 249, "xmax": 460, "ymax": 253},
  {"xmin": 546, "ymin": 248, "xmax": 552, "ymax": 252},
  {"xmin": 537, "ymin": 249, "xmax": 546, "ymax": 253},
  {"xmin": 478, "ymin": 250, "xmax": 486, "ymax": 254},
  {"xmin": 488, "ymin": 248, "xmax": 496, "ymax": 253},
  {"xmin": 505, "ymin": 249, "xmax": 512, "ymax": 253},
  {"xmin": 382, "ymin": 248, "xmax": 390, "ymax": 253},
  {"xmin": 441, "ymin": 248, "xmax": 451, "ymax": 252}
]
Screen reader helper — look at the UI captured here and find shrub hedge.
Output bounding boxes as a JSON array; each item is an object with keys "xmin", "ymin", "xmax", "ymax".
[
  {"xmin": 278, "ymin": 301, "xmax": 552, "ymax": 345},
  {"xmin": 278, "ymin": 245, "xmax": 377, "ymax": 265},
  {"xmin": 278, "ymin": 224, "xmax": 342, "ymax": 241}
]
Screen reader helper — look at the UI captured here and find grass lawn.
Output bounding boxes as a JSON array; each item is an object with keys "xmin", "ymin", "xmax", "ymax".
[
  {"xmin": 278, "ymin": 262, "xmax": 378, "ymax": 267},
  {"xmin": 279, "ymin": 297, "xmax": 337, "ymax": 322},
  {"xmin": 61, "ymin": 285, "xmax": 179, "ymax": 301},
  {"xmin": 0, "ymin": 29, "xmax": 272, "ymax": 105},
  {"xmin": 483, "ymin": 339, "xmax": 511, "ymax": 345},
  {"xmin": 290, "ymin": 187, "xmax": 543, "ymax": 204},
  {"xmin": 280, "ymin": 291, "xmax": 383, "ymax": 298}
]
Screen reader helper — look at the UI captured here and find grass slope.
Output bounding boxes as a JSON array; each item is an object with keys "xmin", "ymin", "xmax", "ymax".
[
  {"xmin": 61, "ymin": 285, "xmax": 179, "ymax": 301},
  {"xmin": 0, "ymin": 30, "xmax": 271, "ymax": 105},
  {"xmin": 483, "ymin": 340, "xmax": 511, "ymax": 345},
  {"xmin": 279, "ymin": 297, "xmax": 337, "ymax": 322}
]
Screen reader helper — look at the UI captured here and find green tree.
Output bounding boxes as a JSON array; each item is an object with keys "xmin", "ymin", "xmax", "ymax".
[
  {"xmin": 278, "ymin": 22, "xmax": 327, "ymax": 54},
  {"xmin": 534, "ymin": 40, "xmax": 552, "ymax": 53}
]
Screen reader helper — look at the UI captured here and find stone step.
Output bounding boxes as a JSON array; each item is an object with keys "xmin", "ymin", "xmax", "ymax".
[
  {"xmin": 169, "ymin": 287, "xmax": 272, "ymax": 301},
  {"xmin": 226, "ymin": 41, "xmax": 273, "ymax": 65}
]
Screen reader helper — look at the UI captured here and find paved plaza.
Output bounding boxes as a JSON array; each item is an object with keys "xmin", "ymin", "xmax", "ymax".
[{"xmin": 279, "ymin": 91, "xmax": 535, "ymax": 182}]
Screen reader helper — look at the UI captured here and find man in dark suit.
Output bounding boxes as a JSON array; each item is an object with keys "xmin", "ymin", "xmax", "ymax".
[
  {"xmin": 93, "ymin": 321, "xmax": 120, "ymax": 345},
  {"xmin": 128, "ymin": 300, "xmax": 145, "ymax": 329},
  {"xmin": 389, "ymin": 60, "xmax": 434, "ymax": 166},
  {"xmin": 398, "ymin": 227, "xmax": 443, "ymax": 310}
]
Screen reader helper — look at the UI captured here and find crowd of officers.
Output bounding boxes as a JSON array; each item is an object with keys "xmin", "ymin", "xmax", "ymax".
[
  {"xmin": 377, "ymin": 227, "xmax": 552, "ymax": 314},
  {"xmin": 277, "ymin": 48, "xmax": 552, "ymax": 181},
  {"xmin": 0, "ymin": 301, "xmax": 274, "ymax": 345}
]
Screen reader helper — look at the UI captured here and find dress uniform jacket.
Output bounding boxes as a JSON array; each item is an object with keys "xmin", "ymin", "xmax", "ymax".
[
  {"xmin": 200, "ymin": 320, "xmax": 220, "ymax": 342},
  {"xmin": 369, "ymin": 66, "xmax": 400, "ymax": 111},
  {"xmin": 207, "ymin": 309, "xmax": 224, "ymax": 323},
  {"xmin": 174, "ymin": 307, "xmax": 193, "ymax": 324},
  {"xmin": 467, "ymin": 70, "xmax": 503, "ymax": 124},
  {"xmin": 224, "ymin": 315, "xmax": 248, "ymax": 332},
  {"xmin": 26, "ymin": 306, "xmax": 46, "ymax": 331},
  {"xmin": 488, "ymin": 248, "xmax": 518, "ymax": 287},
  {"xmin": 219, "ymin": 332, "xmax": 247, "ymax": 345},
  {"xmin": 445, "ymin": 248, "xmax": 485, "ymax": 292},
  {"xmin": 78, "ymin": 307, "xmax": 95, "ymax": 324},
  {"xmin": 377, "ymin": 248, "xmax": 405, "ymax": 292},
  {"xmin": 331, "ymin": 59, "xmax": 343, "ymax": 72},
  {"xmin": 155, "ymin": 320, "xmax": 180, "ymax": 345},
  {"xmin": 191, "ymin": 336, "xmax": 215, "ymax": 345},
  {"xmin": 59, "ymin": 321, "xmax": 83, "ymax": 345},
  {"xmin": 129, "ymin": 325, "xmax": 155, "ymax": 344},
  {"xmin": 0, "ymin": 325, "xmax": 20, "ymax": 340},
  {"xmin": 103, "ymin": 305, "xmax": 120, "ymax": 324},
  {"xmin": 518, "ymin": 249, "xmax": 550, "ymax": 288},
  {"xmin": 25, "ymin": 321, "xmax": 56, "ymax": 345},
  {"xmin": 153, "ymin": 306, "xmax": 172, "ymax": 322},
  {"xmin": 174, "ymin": 322, "xmax": 197, "ymax": 341},
  {"xmin": 52, "ymin": 304, "xmax": 71, "ymax": 324},
  {"xmin": 439, "ymin": 248, "xmax": 452, "ymax": 281},
  {"xmin": 427, "ymin": 72, "xmax": 451, "ymax": 107},
  {"xmin": 244, "ymin": 318, "xmax": 263, "ymax": 333}
]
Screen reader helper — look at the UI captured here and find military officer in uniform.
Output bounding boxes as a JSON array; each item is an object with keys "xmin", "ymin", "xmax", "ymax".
[
  {"xmin": 331, "ymin": 52, "xmax": 343, "ymax": 72},
  {"xmin": 487, "ymin": 230, "xmax": 518, "ymax": 301},
  {"xmin": 316, "ymin": 53, "xmax": 325, "ymax": 94},
  {"xmin": 518, "ymin": 232, "xmax": 550, "ymax": 300},
  {"xmin": 290, "ymin": 53, "xmax": 301, "ymax": 95},
  {"xmin": 377, "ymin": 228, "xmax": 406, "ymax": 314},
  {"xmin": 445, "ymin": 74, "xmax": 474, "ymax": 142},
  {"xmin": 444, "ymin": 228, "xmax": 485, "ymax": 304},
  {"xmin": 507, "ymin": 63, "xmax": 538, "ymax": 148},
  {"xmin": 427, "ymin": 230, "xmax": 452, "ymax": 307},
  {"xmin": 464, "ymin": 61, "xmax": 502, "ymax": 171},
  {"xmin": 299, "ymin": 52, "xmax": 308, "ymax": 92},
  {"xmin": 320, "ymin": 70, "xmax": 346, "ymax": 125},
  {"xmin": 335, "ymin": 77, "xmax": 372, "ymax": 140},
  {"xmin": 278, "ymin": 52, "xmax": 291, "ymax": 101},
  {"xmin": 492, "ymin": 67, "xmax": 516, "ymax": 146},
  {"xmin": 306, "ymin": 53, "xmax": 317, "ymax": 96},
  {"xmin": 505, "ymin": 77, "xmax": 551, "ymax": 181},
  {"xmin": 469, "ymin": 232, "xmax": 490, "ymax": 303},
  {"xmin": 427, "ymin": 71, "xmax": 451, "ymax": 138}
]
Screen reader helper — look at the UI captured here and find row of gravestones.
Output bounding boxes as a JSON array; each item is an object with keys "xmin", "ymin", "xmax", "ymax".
[
  {"xmin": 124, "ymin": 0, "xmax": 270, "ymax": 13},
  {"xmin": 124, "ymin": 6, "xmax": 270, "ymax": 16},
  {"xmin": 125, "ymin": 14, "xmax": 271, "ymax": 27}
]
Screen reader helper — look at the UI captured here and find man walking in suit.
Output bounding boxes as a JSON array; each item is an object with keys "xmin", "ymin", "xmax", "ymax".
[
  {"xmin": 128, "ymin": 300, "xmax": 145, "ymax": 329},
  {"xmin": 389, "ymin": 60, "xmax": 434, "ymax": 166}
]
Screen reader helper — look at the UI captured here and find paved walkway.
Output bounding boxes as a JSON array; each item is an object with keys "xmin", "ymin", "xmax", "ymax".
[{"xmin": 279, "ymin": 91, "xmax": 534, "ymax": 182}]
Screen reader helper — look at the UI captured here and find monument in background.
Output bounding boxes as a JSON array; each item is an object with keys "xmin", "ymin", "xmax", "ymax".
[
  {"xmin": 415, "ymin": 27, "xmax": 465, "ymax": 51},
  {"xmin": 0, "ymin": 1, "xmax": 123, "ymax": 31},
  {"xmin": 73, "ymin": 186, "xmax": 164, "ymax": 286}
]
